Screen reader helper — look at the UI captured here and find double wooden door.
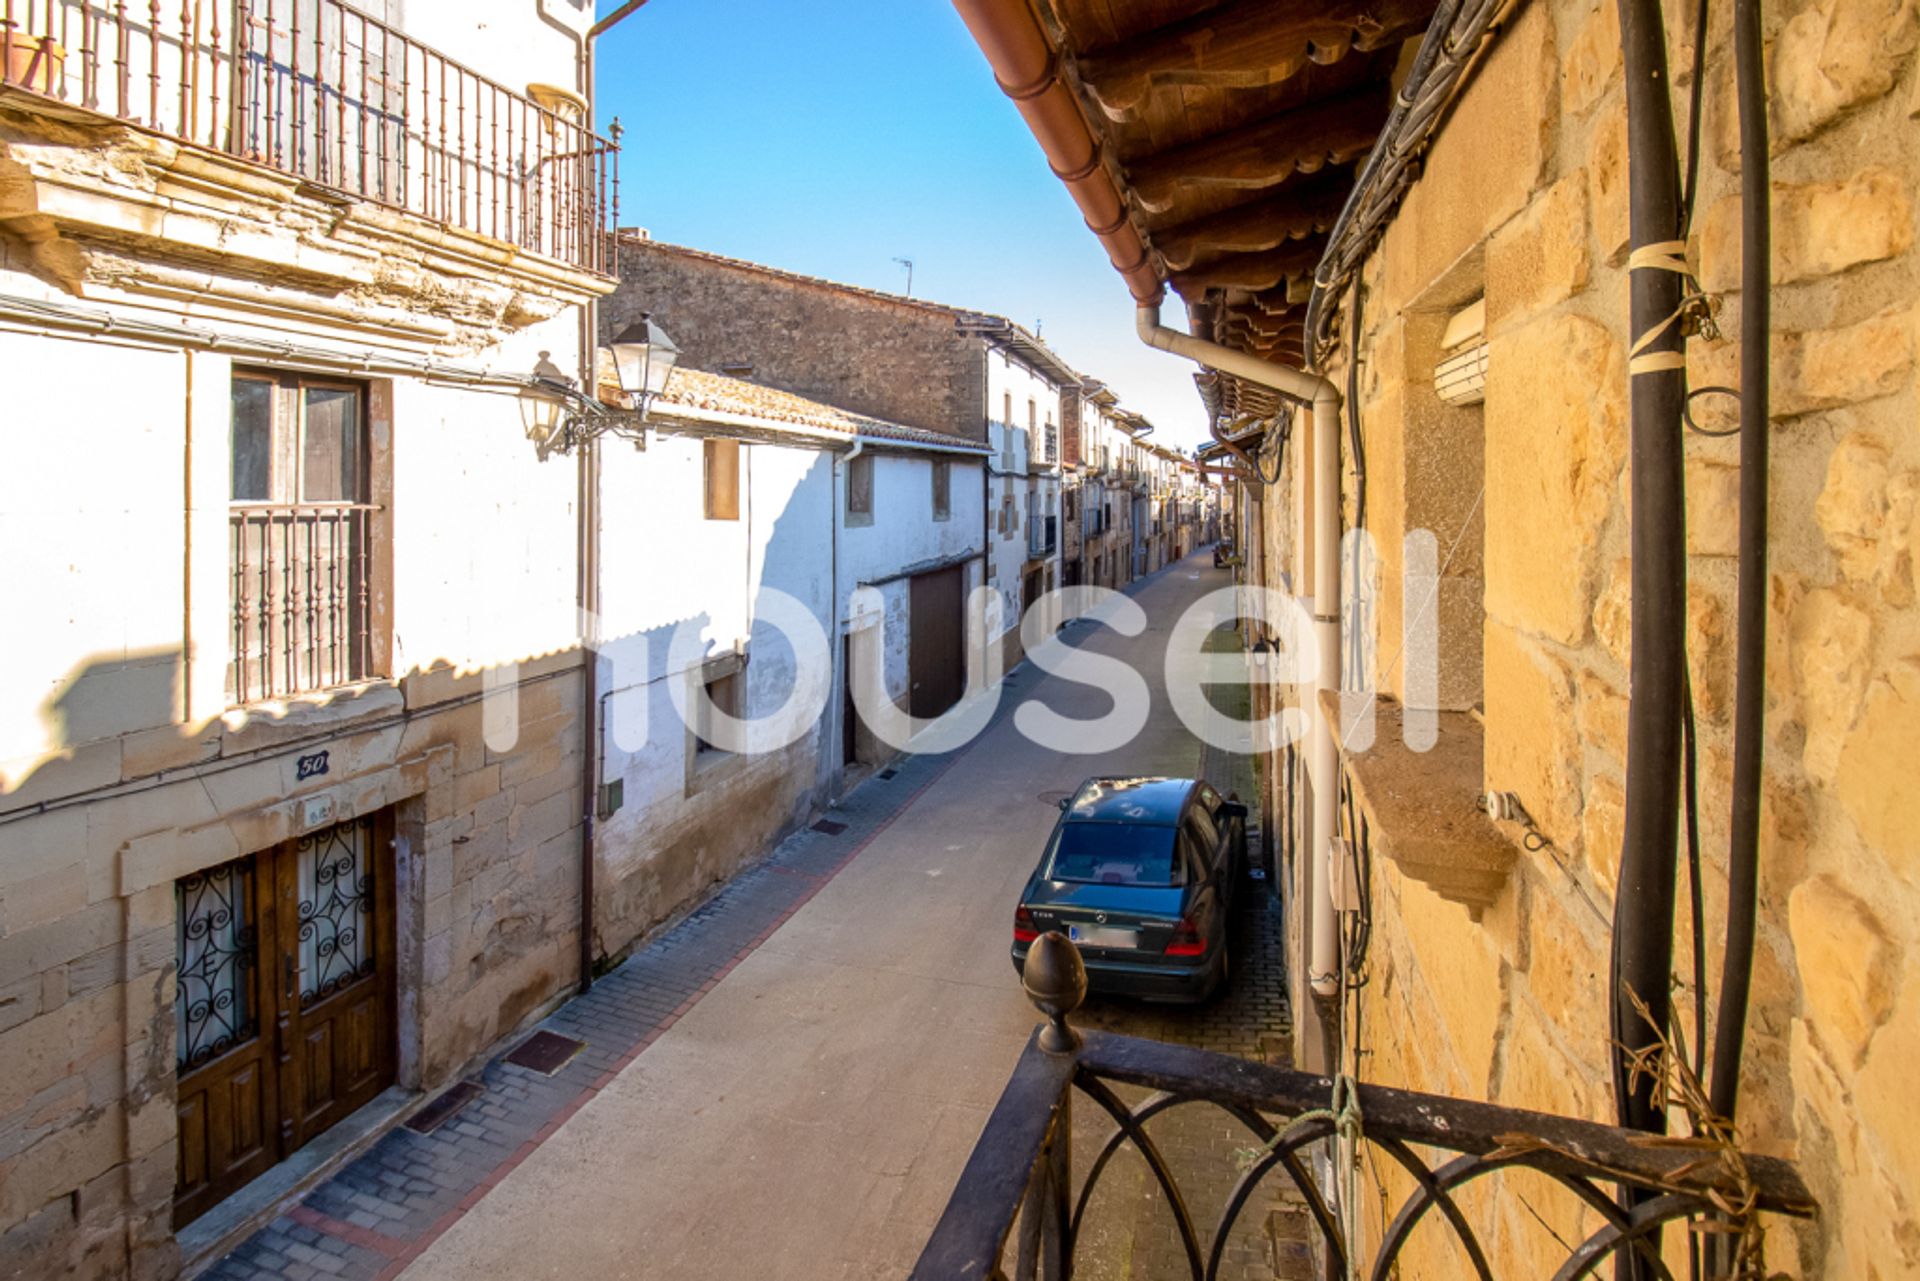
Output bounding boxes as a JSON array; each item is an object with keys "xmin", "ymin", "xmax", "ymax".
[{"xmin": 173, "ymin": 812, "xmax": 397, "ymax": 1227}]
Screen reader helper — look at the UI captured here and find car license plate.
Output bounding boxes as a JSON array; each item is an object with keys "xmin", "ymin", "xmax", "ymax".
[{"xmin": 1068, "ymin": 924, "xmax": 1137, "ymax": 949}]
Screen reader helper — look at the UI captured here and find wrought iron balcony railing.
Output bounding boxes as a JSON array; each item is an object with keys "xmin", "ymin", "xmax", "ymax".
[
  {"xmin": 1, "ymin": 0, "xmax": 616, "ymax": 276},
  {"xmin": 914, "ymin": 935, "xmax": 1814, "ymax": 1281},
  {"xmin": 229, "ymin": 502, "xmax": 376, "ymax": 706}
]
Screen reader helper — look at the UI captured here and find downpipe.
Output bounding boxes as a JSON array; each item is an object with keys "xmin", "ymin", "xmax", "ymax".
[{"xmin": 1136, "ymin": 304, "xmax": 1344, "ymax": 1004}]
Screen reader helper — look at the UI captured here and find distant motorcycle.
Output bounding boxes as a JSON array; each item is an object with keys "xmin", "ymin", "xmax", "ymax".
[{"xmin": 1213, "ymin": 542, "xmax": 1233, "ymax": 567}]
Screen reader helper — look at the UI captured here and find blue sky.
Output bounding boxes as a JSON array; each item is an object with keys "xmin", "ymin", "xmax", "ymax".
[{"xmin": 592, "ymin": 0, "xmax": 1210, "ymax": 450}]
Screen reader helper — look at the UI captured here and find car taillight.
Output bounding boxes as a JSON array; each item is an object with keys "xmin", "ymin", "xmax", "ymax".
[
  {"xmin": 1164, "ymin": 915, "xmax": 1206, "ymax": 957},
  {"xmin": 1014, "ymin": 906, "xmax": 1039, "ymax": 943}
]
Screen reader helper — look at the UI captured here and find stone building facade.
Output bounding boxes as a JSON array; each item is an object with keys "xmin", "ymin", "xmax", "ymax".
[
  {"xmin": 1249, "ymin": 0, "xmax": 1919, "ymax": 1271},
  {"xmin": 604, "ymin": 237, "xmax": 1076, "ymax": 671},
  {"xmin": 588, "ymin": 366, "xmax": 990, "ymax": 963},
  {"xmin": 605, "ymin": 237, "xmax": 990, "ymax": 442},
  {"xmin": 0, "ymin": 2, "xmax": 616, "ymax": 1272},
  {"xmin": 953, "ymin": 0, "xmax": 1918, "ymax": 1270}
]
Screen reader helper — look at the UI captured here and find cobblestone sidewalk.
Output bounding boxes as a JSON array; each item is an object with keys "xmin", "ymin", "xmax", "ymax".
[{"xmin": 201, "ymin": 747, "xmax": 972, "ymax": 1281}]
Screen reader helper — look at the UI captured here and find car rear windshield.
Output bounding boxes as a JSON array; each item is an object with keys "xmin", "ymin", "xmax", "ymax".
[{"xmin": 1045, "ymin": 822, "xmax": 1181, "ymax": 887}]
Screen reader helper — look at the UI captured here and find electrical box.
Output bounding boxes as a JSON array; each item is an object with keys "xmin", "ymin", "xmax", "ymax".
[{"xmin": 597, "ymin": 778, "xmax": 624, "ymax": 819}]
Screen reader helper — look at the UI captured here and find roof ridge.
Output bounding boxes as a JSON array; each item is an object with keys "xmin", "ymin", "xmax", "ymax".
[{"xmin": 616, "ymin": 233, "xmax": 994, "ymax": 322}]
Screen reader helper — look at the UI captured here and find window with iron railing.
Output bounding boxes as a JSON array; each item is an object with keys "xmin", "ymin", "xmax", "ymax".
[{"xmin": 228, "ymin": 371, "xmax": 381, "ymax": 706}]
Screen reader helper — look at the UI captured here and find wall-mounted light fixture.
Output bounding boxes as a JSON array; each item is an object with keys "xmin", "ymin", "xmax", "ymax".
[{"xmin": 519, "ymin": 314, "xmax": 681, "ymax": 457}]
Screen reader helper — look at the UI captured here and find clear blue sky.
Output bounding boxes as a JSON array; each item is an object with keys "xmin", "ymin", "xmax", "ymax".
[{"xmin": 591, "ymin": 0, "xmax": 1210, "ymax": 451}]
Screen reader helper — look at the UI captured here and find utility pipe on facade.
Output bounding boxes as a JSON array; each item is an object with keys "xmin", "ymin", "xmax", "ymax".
[
  {"xmin": 1709, "ymin": 0, "xmax": 1772, "ymax": 1137},
  {"xmin": 1611, "ymin": 0, "xmax": 1689, "ymax": 1148},
  {"xmin": 561, "ymin": 0, "xmax": 652, "ymax": 993},
  {"xmin": 1136, "ymin": 304, "xmax": 1343, "ymax": 1007}
]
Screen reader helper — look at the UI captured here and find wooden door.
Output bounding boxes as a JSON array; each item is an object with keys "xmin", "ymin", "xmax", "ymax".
[
  {"xmin": 842, "ymin": 635, "xmax": 860, "ymax": 766},
  {"xmin": 173, "ymin": 854, "xmax": 280, "ymax": 1228},
  {"xmin": 174, "ymin": 813, "xmax": 396, "ymax": 1227},
  {"xmin": 275, "ymin": 815, "xmax": 397, "ymax": 1150},
  {"xmin": 908, "ymin": 566, "xmax": 965, "ymax": 719}
]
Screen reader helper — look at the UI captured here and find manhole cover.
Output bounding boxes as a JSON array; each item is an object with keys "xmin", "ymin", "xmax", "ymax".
[
  {"xmin": 404, "ymin": 1080, "xmax": 483, "ymax": 1134},
  {"xmin": 504, "ymin": 1030, "xmax": 585, "ymax": 1076},
  {"xmin": 811, "ymin": 819, "xmax": 848, "ymax": 836}
]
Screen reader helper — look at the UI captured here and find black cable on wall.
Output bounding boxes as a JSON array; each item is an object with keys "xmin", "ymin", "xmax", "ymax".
[
  {"xmin": 1709, "ymin": 0, "xmax": 1772, "ymax": 1135},
  {"xmin": 1610, "ymin": 0, "xmax": 1689, "ymax": 1150}
]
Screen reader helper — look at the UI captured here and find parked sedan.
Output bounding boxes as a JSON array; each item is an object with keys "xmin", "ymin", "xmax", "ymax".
[{"xmin": 1012, "ymin": 777, "xmax": 1249, "ymax": 1003}]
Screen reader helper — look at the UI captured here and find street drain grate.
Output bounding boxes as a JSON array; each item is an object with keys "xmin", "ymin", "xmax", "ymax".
[
  {"xmin": 404, "ymin": 1080, "xmax": 483, "ymax": 1134},
  {"xmin": 504, "ymin": 1030, "xmax": 586, "ymax": 1076},
  {"xmin": 811, "ymin": 819, "xmax": 848, "ymax": 835},
  {"xmin": 878, "ymin": 768, "xmax": 898, "ymax": 780}
]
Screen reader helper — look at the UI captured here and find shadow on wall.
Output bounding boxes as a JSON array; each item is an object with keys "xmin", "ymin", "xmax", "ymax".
[{"xmin": 1, "ymin": 645, "xmax": 188, "ymax": 802}]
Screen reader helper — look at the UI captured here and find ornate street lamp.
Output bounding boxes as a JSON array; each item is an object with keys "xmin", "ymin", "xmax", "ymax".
[{"xmin": 519, "ymin": 312, "xmax": 681, "ymax": 457}]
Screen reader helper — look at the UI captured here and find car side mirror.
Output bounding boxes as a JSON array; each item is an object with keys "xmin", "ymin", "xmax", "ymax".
[
  {"xmin": 1217, "ymin": 801, "xmax": 1249, "ymax": 821},
  {"xmin": 1056, "ymin": 796, "xmax": 1072, "ymax": 812}
]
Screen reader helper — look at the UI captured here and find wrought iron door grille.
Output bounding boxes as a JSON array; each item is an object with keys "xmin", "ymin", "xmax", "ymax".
[
  {"xmin": 295, "ymin": 814, "xmax": 377, "ymax": 1005},
  {"xmin": 176, "ymin": 855, "xmax": 260, "ymax": 1071}
]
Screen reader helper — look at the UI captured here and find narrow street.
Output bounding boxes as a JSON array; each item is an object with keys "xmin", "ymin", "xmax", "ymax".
[{"xmin": 204, "ymin": 552, "xmax": 1293, "ymax": 1281}]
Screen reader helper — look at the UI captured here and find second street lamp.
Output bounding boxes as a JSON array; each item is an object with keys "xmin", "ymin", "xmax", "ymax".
[{"xmin": 520, "ymin": 312, "xmax": 681, "ymax": 457}]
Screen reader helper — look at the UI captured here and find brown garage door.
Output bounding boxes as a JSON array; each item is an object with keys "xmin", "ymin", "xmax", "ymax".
[{"xmin": 908, "ymin": 565, "xmax": 966, "ymax": 719}]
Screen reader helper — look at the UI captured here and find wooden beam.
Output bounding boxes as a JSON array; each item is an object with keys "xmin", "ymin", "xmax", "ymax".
[
  {"xmin": 1152, "ymin": 173, "xmax": 1352, "ymax": 270},
  {"xmin": 1078, "ymin": 0, "xmax": 1437, "ymax": 118},
  {"xmin": 1171, "ymin": 236, "xmax": 1326, "ymax": 296},
  {"xmin": 1125, "ymin": 87, "xmax": 1390, "ymax": 212}
]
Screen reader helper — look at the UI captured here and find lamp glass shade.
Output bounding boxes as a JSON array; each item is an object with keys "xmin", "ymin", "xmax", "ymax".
[
  {"xmin": 609, "ymin": 315, "xmax": 680, "ymax": 399},
  {"xmin": 519, "ymin": 385, "xmax": 565, "ymax": 443}
]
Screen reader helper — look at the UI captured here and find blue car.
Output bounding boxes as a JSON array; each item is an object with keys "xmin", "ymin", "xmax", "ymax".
[{"xmin": 1012, "ymin": 777, "xmax": 1249, "ymax": 1003}]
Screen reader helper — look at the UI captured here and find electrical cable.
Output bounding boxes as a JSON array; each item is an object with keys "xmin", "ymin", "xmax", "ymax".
[
  {"xmin": 1682, "ymin": 665, "xmax": 1709, "ymax": 1281},
  {"xmin": 1678, "ymin": 0, "xmax": 1713, "ymax": 238},
  {"xmin": 1612, "ymin": 0, "xmax": 1689, "ymax": 1178},
  {"xmin": 1345, "ymin": 281, "xmax": 1370, "ymax": 688},
  {"xmin": 1681, "ymin": 668, "xmax": 1709, "ymax": 1080},
  {"xmin": 1709, "ymin": 0, "xmax": 1772, "ymax": 1169},
  {"xmin": 1303, "ymin": 0, "xmax": 1515, "ymax": 360}
]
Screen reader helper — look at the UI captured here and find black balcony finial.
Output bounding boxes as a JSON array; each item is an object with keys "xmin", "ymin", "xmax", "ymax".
[{"xmin": 1023, "ymin": 931, "xmax": 1086, "ymax": 1052}]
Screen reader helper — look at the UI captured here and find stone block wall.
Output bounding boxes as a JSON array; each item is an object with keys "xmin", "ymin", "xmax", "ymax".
[
  {"xmin": 1311, "ymin": 0, "xmax": 1920, "ymax": 1271},
  {"xmin": 605, "ymin": 239, "xmax": 987, "ymax": 441},
  {"xmin": 0, "ymin": 660, "xmax": 587, "ymax": 1279}
]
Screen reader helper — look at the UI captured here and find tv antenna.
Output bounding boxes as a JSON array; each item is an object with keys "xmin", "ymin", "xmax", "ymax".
[{"xmin": 893, "ymin": 257, "xmax": 914, "ymax": 297}]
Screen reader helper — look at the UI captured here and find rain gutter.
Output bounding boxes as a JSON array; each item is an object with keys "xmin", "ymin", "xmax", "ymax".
[{"xmin": 1137, "ymin": 303, "xmax": 1345, "ymax": 1013}]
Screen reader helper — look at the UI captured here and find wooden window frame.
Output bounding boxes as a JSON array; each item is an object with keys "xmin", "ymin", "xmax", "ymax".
[
  {"xmin": 932, "ymin": 460, "xmax": 951, "ymax": 521},
  {"xmin": 846, "ymin": 452, "xmax": 875, "ymax": 526},
  {"xmin": 227, "ymin": 370, "xmax": 388, "ymax": 707},
  {"xmin": 704, "ymin": 439, "xmax": 741, "ymax": 521}
]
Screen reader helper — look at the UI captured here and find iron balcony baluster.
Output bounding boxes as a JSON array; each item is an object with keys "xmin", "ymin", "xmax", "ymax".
[
  {"xmin": 913, "ymin": 933, "xmax": 1815, "ymax": 1281},
  {"xmin": 0, "ymin": 0, "xmax": 618, "ymax": 276}
]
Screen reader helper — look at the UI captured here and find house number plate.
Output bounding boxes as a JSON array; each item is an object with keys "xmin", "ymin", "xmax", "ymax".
[{"xmin": 296, "ymin": 750, "xmax": 331, "ymax": 780}]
